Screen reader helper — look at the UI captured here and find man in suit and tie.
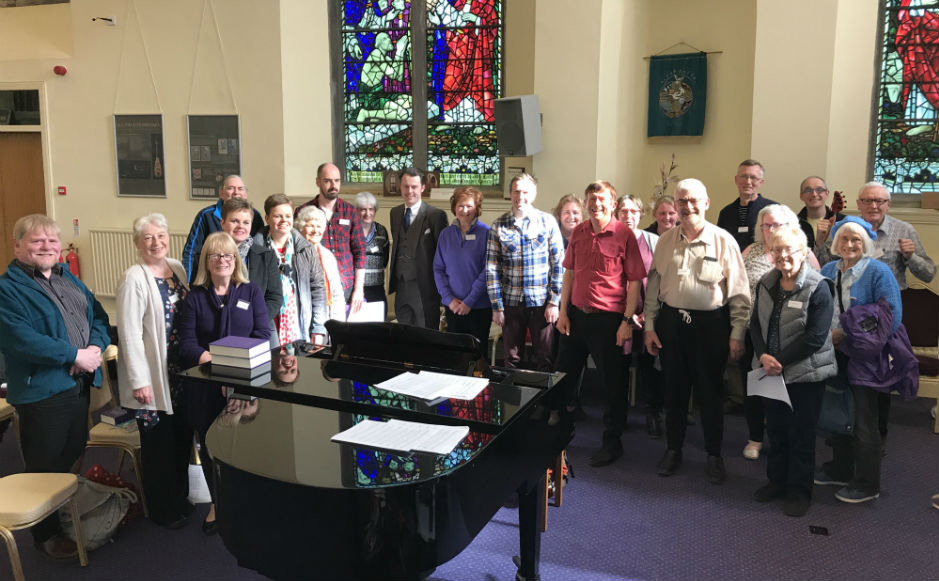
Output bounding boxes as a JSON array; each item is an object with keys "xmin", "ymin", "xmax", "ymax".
[{"xmin": 389, "ymin": 167, "xmax": 449, "ymax": 328}]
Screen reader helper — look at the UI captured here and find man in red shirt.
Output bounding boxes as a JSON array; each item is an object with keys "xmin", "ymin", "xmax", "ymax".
[{"xmin": 554, "ymin": 181, "xmax": 646, "ymax": 466}]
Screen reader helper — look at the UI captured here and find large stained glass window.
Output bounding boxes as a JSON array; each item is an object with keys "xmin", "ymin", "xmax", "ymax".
[
  {"xmin": 338, "ymin": 0, "xmax": 503, "ymax": 187},
  {"xmin": 873, "ymin": 0, "xmax": 939, "ymax": 195}
]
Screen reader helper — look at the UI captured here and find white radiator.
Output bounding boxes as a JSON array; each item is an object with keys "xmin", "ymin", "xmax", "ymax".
[{"xmin": 89, "ymin": 229, "xmax": 187, "ymax": 297}]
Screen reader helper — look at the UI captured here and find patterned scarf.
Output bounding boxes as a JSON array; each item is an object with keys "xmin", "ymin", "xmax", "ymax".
[
  {"xmin": 237, "ymin": 238, "xmax": 252, "ymax": 279},
  {"xmin": 269, "ymin": 233, "xmax": 300, "ymax": 345}
]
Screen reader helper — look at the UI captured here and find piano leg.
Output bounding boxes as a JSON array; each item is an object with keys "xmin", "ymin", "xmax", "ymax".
[{"xmin": 514, "ymin": 476, "xmax": 545, "ymax": 581}]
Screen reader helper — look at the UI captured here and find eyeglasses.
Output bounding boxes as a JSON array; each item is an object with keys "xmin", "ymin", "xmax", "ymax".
[
  {"xmin": 759, "ymin": 222, "xmax": 787, "ymax": 230},
  {"xmin": 801, "ymin": 187, "xmax": 828, "ymax": 195},
  {"xmin": 207, "ymin": 253, "xmax": 235, "ymax": 263},
  {"xmin": 858, "ymin": 198, "xmax": 889, "ymax": 207},
  {"xmin": 771, "ymin": 246, "xmax": 802, "ymax": 257},
  {"xmin": 735, "ymin": 175, "xmax": 763, "ymax": 182},
  {"xmin": 675, "ymin": 197, "xmax": 706, "ymax": 206}
]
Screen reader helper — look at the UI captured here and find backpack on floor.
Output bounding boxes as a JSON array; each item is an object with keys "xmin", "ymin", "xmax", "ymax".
[{"xmin": 59, "ymin": 476, "xmax": 137, "ymax": 550}]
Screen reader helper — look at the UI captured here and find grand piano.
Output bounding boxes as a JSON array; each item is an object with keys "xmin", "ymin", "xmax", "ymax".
[{"xmin": 181, "ymin": 321, "xmax": 572, "ymax": 581}]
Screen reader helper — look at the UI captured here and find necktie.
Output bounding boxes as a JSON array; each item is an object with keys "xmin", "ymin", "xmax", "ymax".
[{"xmin": 404, "ymin": 207, "xmax": 412, "ymax": 231}]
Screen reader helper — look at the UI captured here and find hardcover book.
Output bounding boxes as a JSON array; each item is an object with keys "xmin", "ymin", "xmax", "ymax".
[{"xmin": 209, "ymin": 336, "xmax": 270, "ymax": 359}]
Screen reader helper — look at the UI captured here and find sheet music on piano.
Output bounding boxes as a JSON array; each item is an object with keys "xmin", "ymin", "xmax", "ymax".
[
  {"xmin": 331, "ymin": 417, "xmax": 470, "ymax": 455},
  {"xmin": 375, "ymin": 370, "xmax": 490, "ymax": 401}
]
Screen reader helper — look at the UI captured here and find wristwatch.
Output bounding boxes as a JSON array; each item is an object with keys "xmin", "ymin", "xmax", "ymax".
[{"xmin": 622, "ymin": 314, "xmax": 635, "ymax": 326}]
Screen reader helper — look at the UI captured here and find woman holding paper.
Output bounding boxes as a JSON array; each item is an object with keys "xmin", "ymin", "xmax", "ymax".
[
  {"xmin": 116, "ymin": 213, "xmax": 192, "ymax": 529},
  {"xmin": 432, "ymin": 186, "xmax": 491, "ymax": 361},
  {"xmin": 749, "ymin": 226, "xmax": 835, "ymax": 517},
  {"xmin": 179, "ymin": 231, "xmax": 271, "ymax": 535}
]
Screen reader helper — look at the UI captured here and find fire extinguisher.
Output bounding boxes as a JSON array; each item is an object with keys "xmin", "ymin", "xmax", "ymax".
[{"xmin": 63, "ymin": 243, "xmax": 81, "ymax": 279}]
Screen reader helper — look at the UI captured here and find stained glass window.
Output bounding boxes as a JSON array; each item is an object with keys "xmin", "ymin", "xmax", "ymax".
[
  {"xmin": 337, "ymin": 0, "xmax": 503, "ymax": 187},
  {"xmin": 873, "ymin": 0, "xmax": 939, "ymax": 195}
]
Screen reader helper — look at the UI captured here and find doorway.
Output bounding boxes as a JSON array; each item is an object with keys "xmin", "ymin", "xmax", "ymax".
[{"xmin": 0, "ymin": 132, "xmax": 47, "ymax": 270}]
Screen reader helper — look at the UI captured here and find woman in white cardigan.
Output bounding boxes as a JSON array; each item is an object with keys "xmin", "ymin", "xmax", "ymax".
[{"xmin": 116, "ymin": 213, "xmax": 193, "ymax": 529}]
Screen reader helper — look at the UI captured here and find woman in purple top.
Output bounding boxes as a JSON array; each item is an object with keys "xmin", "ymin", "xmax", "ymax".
[
  {"xmin": 433, "ymin": 186, "xmax": 491, "ymax": 361},
  {"xmin": 179, "ymin": 231, "xmax": 270, "ymax": 535}
]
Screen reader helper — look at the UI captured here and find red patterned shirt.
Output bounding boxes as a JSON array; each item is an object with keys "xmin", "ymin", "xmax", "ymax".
[{"xmin": 295, "ymin": 196, "xmax": 366, "ymax": 291}]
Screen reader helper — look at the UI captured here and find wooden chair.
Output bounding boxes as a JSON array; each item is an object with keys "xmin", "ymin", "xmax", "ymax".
[
  {"xmin": 901, "ymin": 281, "xmax": 939, "ymax": 433},
  {"xmin": 0, "ymin": 473, "xmax": 88, "ymax": 580},
  {"xmin": 83, "ymin": 345, "xmax": 148, "ymax": 516}
]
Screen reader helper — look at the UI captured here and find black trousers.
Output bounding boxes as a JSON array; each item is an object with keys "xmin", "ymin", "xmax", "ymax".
[
  {"xmin": 827, "ymin": 384, "xmax": 883, "ymax": 495},
  {"xmin": 636, "ymin": 351, "xmax": 663, "ymax": 414},
  {"xmin": 14, "ymin": 382, "xmax": 90, "ymax": 542},
  {"xmin": 444, "ymin": 306, "xmax": 491, "ymax": 360},
  {"xmin": 763, "ymin": 380, "xmax": 824, "ymax": 499},
  {"xmin": 658, "ymin": 305, "xmax": 730, "ymax": 457},
  {"xmin": 137, "ymin": 403, "xmax": 194, "ymax": 525},
  {"xmin": 740, "ymin": 333, "xmax": 766, "ymax": 442},
  {"xmin": 554, "ymin": 307, "xmax": 627, "ymax": 445}
]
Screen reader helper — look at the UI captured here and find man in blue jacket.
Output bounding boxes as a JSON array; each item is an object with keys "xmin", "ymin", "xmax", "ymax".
[
  {"xmin": 181, "ymin": 175, "xmax": 263, "ymax": 283},
  {"xmin": 0, "ymin": 214, "xmax": 111, "ymax": 560}
]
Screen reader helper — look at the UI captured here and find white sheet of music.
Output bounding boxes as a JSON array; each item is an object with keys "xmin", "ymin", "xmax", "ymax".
[
  {"xmin": 331, "ymin": 418, "xmax": 470, "ymax": 455},
  {"xmin": 375, "ymin": 370, "xmax": 489, "ymax": 401},
  {"xmin": 746, "ymin": 368, "xmax": 792, "ymax": 410},
  {"xmin": 345, "ymin": 301, "xmax": 385, "ymax": 323}
]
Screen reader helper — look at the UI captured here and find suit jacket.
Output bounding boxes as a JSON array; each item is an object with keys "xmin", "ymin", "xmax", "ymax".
[
  {"xmin": 389, "ymin": 202, "xmax": 449, "ymax": 303},
  {"xmin": 245, "ymin": 243, "xmax": 283, "ymax": 323}
]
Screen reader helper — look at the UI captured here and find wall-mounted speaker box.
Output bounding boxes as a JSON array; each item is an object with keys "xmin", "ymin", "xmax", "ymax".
[{"xmin": 494, "ymin": 94, "xmax": 542, "ymax": 156}]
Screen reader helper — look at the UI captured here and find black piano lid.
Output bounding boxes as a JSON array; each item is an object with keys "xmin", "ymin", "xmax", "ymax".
[{"xmin": 181, "ymin": 343, "xmax": 545, "ymax": 434}]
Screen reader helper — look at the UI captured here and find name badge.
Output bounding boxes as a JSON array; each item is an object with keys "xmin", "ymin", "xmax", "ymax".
[
  {"xmin": 424, "ymin": 228, "xmax": 431, "ymax": 235},
  {"xmin": 236, "ymin": 299, "xmax": 250, "ymax": 310},
  {"xmin": 369, "ymin": 245, "xmax": 379, "ymax": 253},
  {"xmin": 677, "ymin": 267, "xmax": 690, "ymax": 277},
  {"xmin": 339, "ymin": 219, "xmax": 350, "ymax": 226},
  {"xmin": 737, "ymin": 226, "xmax": 749, "ymax": 233},
  {"xmin": 787, "ymin": 300, "xmax": 803, "ymax": 309},
  {"xmin": 465, "ymin": 234, "xmax": 476, "ymax": 241}
]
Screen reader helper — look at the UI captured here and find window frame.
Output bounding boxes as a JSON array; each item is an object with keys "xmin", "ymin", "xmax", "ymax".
[{"xmin": 327, "ymin": 0, "xmax": 506, "ymax": 190}]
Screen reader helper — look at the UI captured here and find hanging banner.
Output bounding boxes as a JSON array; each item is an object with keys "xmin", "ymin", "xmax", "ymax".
[{"xmin": 647, "ymin": 53, "xmax": 707, "ymax": 137}]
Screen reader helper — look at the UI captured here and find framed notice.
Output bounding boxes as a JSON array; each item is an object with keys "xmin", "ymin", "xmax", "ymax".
[
  {"xmin": 188, "ymin": 115, "xmax": 241, "ymax": 200},
  {"xmin": 114, "ymin": 114, "xmax": 165, "ymax": 197}
]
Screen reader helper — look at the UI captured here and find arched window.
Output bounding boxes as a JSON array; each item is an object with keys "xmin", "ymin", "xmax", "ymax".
[
  {"xmin": 872, "ymin": 0, "xmax": 939, "ymax": 197},
  {"xmin": 331, "ymin": 0, "xmax": 503, "ymax": 187}
]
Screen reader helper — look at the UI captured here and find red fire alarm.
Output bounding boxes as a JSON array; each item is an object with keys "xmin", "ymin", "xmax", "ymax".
[
  {"xmin": 57, "ymin": 186, "xmax": 67, "ymax": 196},
  {"xmin": 53, "ymin": 65, "xmax": 68, "ymax": 76}
]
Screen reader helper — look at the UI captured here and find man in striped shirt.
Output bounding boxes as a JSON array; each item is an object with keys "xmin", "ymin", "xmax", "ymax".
[{"xmin": 485, "ymin": 173, "xmax": 565, "ymax": 372}]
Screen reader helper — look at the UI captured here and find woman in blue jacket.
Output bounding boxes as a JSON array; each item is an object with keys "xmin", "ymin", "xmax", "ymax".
[
  {"xmin": 815, "ymin": 216, "xmax": 901, "ymax": 505},
  {"xmin": 179, "ymin": 231, "xmax": 271, "ymax": 534}
]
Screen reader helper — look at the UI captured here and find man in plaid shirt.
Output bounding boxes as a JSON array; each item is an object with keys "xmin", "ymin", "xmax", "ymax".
[
  {"xmin": 486, "ymin": 173, "xmax": 565, "ymax": 372},
  {"xmin": 295, "ymin": 163, "xmax": 367, "ymax": 312}
]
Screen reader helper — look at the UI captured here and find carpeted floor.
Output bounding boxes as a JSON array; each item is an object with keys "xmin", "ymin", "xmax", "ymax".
[{"xmin": 0, "ymin": 377, "xmax": 936, "ymax": 581}]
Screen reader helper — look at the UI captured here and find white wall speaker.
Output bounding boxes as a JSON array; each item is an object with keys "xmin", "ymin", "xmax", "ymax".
[{"xmin": 494, "ymin": 94, "xmax": 543, "ymax": 156}]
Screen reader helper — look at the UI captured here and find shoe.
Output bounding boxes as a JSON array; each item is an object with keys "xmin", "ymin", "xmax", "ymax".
[
  {"xmin": 835, "ymin": 486, "xmax": 880, "ymax": 504},
  {"xmin": 656, "ymin": 449, "xmax": 682, "ymax": 476},
  {"xmin": 202, "ymin": 518, "xmax": 218, "ymax": 536},
  {"xmin": 753, "ymin": 482, "xmax": 786, "ymax": 503},
  {"xmin": 646, "ymin": 413, "xmax": 663, "ymax": 439},
  {"xmin": 706, "ymin": 455, "xmax": 726, "ymax": 484},
  {"xmin": 547, "ymin": 410, "xmax": 561, "ymax": 427},
  {"xmin": 34, "ymin": 534, "xmax": 78, "ymax": 561},
  {"xmin": 588, "ymin": 445, "xmax": 622, "ymax": 467},
  {"xmin": 813, "ymin": 467, "xmax": 848, "ymax": 486},
  {"xmin": 743, "ymin": 440, "xmax": 763, "ymax": 460},
  {"xmin": 931, "ymin": 493, "xmax": 939, "ymax": 510},
  {"xmin": 783, "ymin": 494, "xmax": 811, "ymax": 517}
]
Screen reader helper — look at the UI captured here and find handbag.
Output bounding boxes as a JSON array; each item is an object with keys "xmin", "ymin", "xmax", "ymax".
[
  {"xmin": 817, "ymin": 381, "xmax": 855, "ymax": 435},
  {"xmin": 59, "ymin": 475, "xmax": 138, "ymax": 551}
]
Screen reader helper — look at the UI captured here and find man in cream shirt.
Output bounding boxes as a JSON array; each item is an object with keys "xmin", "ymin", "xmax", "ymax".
[{"xmin": 644, "ymin": 178, "xmax": 751, "ymax": 484}]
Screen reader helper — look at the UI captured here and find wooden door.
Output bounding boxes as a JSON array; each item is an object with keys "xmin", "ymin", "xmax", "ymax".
[{"xmin": 0, "ymin": 132, "xmax": 46, "ymax": 271}]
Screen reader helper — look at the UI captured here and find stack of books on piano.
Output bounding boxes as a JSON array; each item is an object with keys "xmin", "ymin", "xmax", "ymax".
[{"xmin": 209, "ymin": 336, "xmax": 272, "ymax": 385}]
